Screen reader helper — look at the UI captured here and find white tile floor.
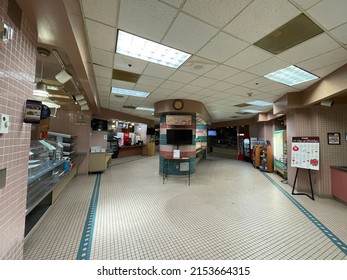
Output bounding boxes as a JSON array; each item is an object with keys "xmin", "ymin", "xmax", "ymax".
[{"xmin": 24, "ymin": 153, "xmax": 347, "ymax": 260}]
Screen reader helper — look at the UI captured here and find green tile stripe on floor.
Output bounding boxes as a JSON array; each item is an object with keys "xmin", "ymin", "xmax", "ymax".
[
  {"xmin": 76, "ymin": 173, "xmax": 101, "ymax": 260},
  {"xmin": 262, "ymin": 172, "xmax": 347, "ymax": 256}
]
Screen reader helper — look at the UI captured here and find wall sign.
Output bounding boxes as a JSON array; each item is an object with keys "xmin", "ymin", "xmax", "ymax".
[
  {"xmin": 166, "ymin": 115, "xmax": 192, "ymax": 126},
  {"xmin": 327, "ymin": 132, "xmax": 340, "ymax": 145},
  {"xmin": 24, "ymin": 100, "xmax": 42, "ymax": 124},
  {"xmin": 291, "ymin": 137, "xmax": 320, "ymax": 170}
]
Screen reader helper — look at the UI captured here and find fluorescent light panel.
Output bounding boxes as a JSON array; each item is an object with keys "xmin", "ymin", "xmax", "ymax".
[
  {"xmin": 116, "ymin": 30, "xmax": 191, "ymax": 68},
  {"xmin": 241, "ymin": 109, "xmax": 262, "ymax": 113},
  {"xmin": 264, "ymin": 65, "xmax": 319, "ymax": 86},
  {"xmin": 246, "ymin": 100, "xmax": 273, "ymax": 106},
  {"xmin": 135, "ymin": 107, "xmax": 154, "ymax": 112},
  {"xmin": 111, "ymin": 87, "xmax": 150, "ymax": 98}
]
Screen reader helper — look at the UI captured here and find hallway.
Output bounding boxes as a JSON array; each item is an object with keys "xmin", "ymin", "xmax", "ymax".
[{"xmin": 24, "ymin": 154, "xmax": 347, "ymax": 260}]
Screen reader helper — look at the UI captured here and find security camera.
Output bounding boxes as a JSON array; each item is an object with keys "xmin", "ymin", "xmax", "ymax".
[{"xmin": 128, "ymin": 64, "xmax": 132, "ymax": 67}]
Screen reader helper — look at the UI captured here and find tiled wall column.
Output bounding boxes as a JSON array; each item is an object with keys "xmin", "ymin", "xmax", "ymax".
[
  {"xmin": 0, "ymin": 0, "xmax": 37, "ymax": 259},
  {"xmin": 159, "ymin": 113, "xmax": 197, "ymax": 176}
]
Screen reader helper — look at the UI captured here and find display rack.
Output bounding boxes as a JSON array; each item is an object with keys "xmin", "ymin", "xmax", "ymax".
[
  {"xmin": 259, "ymin": 144, "xmax": 273, "ymax": 172},
  {"xmin": 273, "ymin": 130, "xmax": 287, "ymax": 179},
  {"xmin": 48, "ymin": 131, "xmax": 77, "ymax": 156}
]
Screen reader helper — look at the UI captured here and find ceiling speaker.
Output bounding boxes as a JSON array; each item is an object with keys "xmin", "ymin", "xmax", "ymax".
[
  {"xmin": 320, "ymin": 100, "xmax": 334, "ymax": 107},
  {"xmin": 55, "ymin": 69, "xmax": 72, "ymax": 84}
]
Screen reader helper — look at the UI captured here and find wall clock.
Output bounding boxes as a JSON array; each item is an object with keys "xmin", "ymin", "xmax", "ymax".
[{"xmin": 173, "ymin": 99, "xmax": 184, "ymax": 110}]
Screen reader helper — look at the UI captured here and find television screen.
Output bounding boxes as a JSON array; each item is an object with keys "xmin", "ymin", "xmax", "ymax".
[
  {"xmin": 91, "ymin": 118, "xmax": 108, "ymax": 131},
  {"xmin": 146, "ymin": 127, "xmax": 155, "ymax": 135},
  {"xmin": 167, "ymin": 129, "xmax": 193, "ymax": 145},
  {"xmin": 208, "ymin": 130, "xmax": 217, "ymax": 136}
]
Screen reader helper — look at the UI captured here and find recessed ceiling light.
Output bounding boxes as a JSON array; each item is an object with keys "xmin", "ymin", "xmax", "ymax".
[
  {"xmin": 264, "ymin": 65, "xmax": 319, "ymax": 86},
  {"xmin": 116, "ymin": 30, "xmax": 191, "ymax": 68},
  {"xmin": 111, "ymin": 87, "xmax": 150, "ymax": 98},
  {"xmin": 246, "ymin": 100, "xmax": 273, "ymax": 106}
]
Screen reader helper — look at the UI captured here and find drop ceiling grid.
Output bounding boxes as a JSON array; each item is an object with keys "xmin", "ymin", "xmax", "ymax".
[
  {"xmin": 297, "ymin": 47, "xmax": 347, "ymax": 71},
  {"xmin": 313, "ymin": 61, "xmax": 347, "ymax": 77},
  {"xmin": 118, "ymin": 0, "xmax": 178, "ymax": 42},
  {"xmin": 162, "ymin": 13, "xmax": 219, "ymax": 54},
  {"xmin": 224, "ymin": 46, "xmax": 274, "ymax": 70},
  {"xmin": 330, "ymin": 22, "xmax": 347, "ymax": 44},
  {"xmin": 202, "ymin": 65, "xmax": 240, "ymax": 81},
  {"xmin": 181, "ymin": 0, "xmax": 253, "ymax": 29},
  {"xmin": 306, "ymin": 0, "xmax": 347, "ymax": 30},
  {"xmin": 246, "ymin": 57, "xmax": 291, "ymax": 76},
  {"xmin": 95, "ymin": 77, "xmax": 112, "ymax": 87},
  {"xmin": 277, "ymin": 33, "xmax": 342, "ymax": 64},
  {"xmin": 137, "ymin": 75, "xmax": 165, "ymax": 87},
  {"xmin": 113, "ymin": 54, "xmax": 149, "ymax": 74},
  {"xmin": 224, "ymin": 71, "xmax": 259, "ymax": 86},
  {"xmin": 93, "ymin": 65, "xmax": 112, "ymax": 79},
  {"xmin": 207, "ymin": 81, "xmax": 236, "ymax": 92},
  {"xmin": 81, "ymin": 0, "xmax": 119, "ymax": 27},
  {"xmin": 223, "ymin": 0, "xmax": 301, "ymax": 44},
  {"xmin": 85, "ymin": 19, "xmax": 116, "ymax": 52},
  {"xmin": 91, "ymin": 47, "xmax": 114, "ymax": 68},
  {"xmin": 196, "ymin": 32, "xmax": 249, "ymax": 63}
]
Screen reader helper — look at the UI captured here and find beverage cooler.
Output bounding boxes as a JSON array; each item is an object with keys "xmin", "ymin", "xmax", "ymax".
[{"xmin": 237, "ymin": 133, "xmax": 249, "ymax": 161}]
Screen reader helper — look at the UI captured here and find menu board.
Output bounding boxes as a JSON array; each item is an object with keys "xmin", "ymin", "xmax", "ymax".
[{"xmin": 291, "ymin": 137, "xmax": 319, "ymax": 170}]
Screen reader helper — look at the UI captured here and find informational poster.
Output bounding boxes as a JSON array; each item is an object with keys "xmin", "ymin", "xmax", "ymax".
[{"xmin": 291, "ymin": 137, "xmax": 320, "ymax": 170}]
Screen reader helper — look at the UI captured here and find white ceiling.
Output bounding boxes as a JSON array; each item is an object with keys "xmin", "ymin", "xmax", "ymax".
[{"xmin": 79, "ymin": 0, "xmax": 347, "ymax": 123}]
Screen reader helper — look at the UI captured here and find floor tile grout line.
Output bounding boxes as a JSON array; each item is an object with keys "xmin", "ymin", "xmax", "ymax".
[
  {"xmin": 76, "ymin": 173, "xmax": 101, "ymax": 260},
  {"xmin": 262, "ymin": 172, "xmax": 347, "ymax": 256}
]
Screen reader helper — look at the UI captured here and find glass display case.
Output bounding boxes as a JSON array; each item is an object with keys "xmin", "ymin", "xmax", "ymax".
[{"xmin": 27, "ymin": 140, "xmax": 67, "ymax": 214}]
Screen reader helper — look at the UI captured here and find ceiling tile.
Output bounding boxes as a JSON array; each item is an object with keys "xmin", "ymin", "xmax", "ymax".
[
  {"xmin": 297, "ymin": 47, "xmax": 347, "ymax": 71},
  {"xmin": 312, "ymin": 61, "xmax": 347, "ymax": 77},
  {"xmin": 189, "ymin": 76, "xmax": 218, "ymax": 87},
  {"xmin": 113, "ymin": 54, "xmax": 148, "ymax": 74},
  {"xmin": 160, "ymin": 80, "xmax": 185, "ymax": 90},
  {"xmin": 224, "ymin": 0, "xmax": 300, "ymax": 44},
  {"xmin": 118, "ymin": 0, "xmax": 177, "ymax": 42},
  {"xmin": 224, "ymin": 46, "xmax": 273, "ymax": 70},
  {"xmin": 162, "ymin": 13, "xmax": 218, "ymax": 54},
  {"xmin": 180, "ymin": 84, "xmax": 203, "ymax": 93},
  {"xmin": 203, "ymin": 65, "xmax": 240, "ymax": 80},
  {"xmin": 96, "ymin": 85, "xmax": 110, "ymax": 92},
  {"xmin": 278, "ymin": 33, "xmax": 341, "ymax": 64},
  {"xmin": 208, "ymin": 81, "xmax": 235, "ymax": 91},
  {"xmin": 137, "ymin": 75, "xmax": 164, "ymax": 87},
  {"xmin": 247, "ymin": 57, "xmax": 290, "ymax": 76},
  {"xmin": 168, "ymin": 70, "xmax": 199, "ymax": 83},
  {"xmin": 197, "ymin": 32, "xmax": 249, "ymax": 63},
  {"xmin": 90, "ymin": 47, "xmax": 114, "ymax": 68},
  {"xmin": 85, "ymin": 19, "xmax": 116, "ymax": 52},
  {"xmin": 330, "ymin": 22, "xmax": 347, "ymax": 44},
  {"xmin": 182, "ymin": 0, "xmax": 252, "ymax": 28},
  {"xmin": 81, "ymin": 0, "xmax": 119, "ymax": 27},
  {"xmin": 143, "ymin": 63, "xmax": 176, "ymax": 79},
  {"xmin": 151, "ymin": 87, "xmax": 175, "ymax": 96},
  {"xmin": 307, "ymin": 0, "xmax": 347, "ymax": 30},
  {"xmin": 290, "ymin": 0, "xmax": 322, "ymax": 9},
  {"xmin": 93, "ymin": 64, "xmax": 112, "ymax": 79},
  {"xmin": 257, "ymin": 82, "xmax": 291, "ymax": 93},
  {"xmin": 160, "ymin": 0, "xmax": 184, "ymax": 9},
  {"xmin": 224, "ymin": 71, "xmax": 258, "ymax": 85},
  {"xmin": 95, "ymin": 77, "xmax": 111, "ymax": 86},
  {"xmin": 111, "ymin": 80, "xmax": 135, "ymax": 89}
]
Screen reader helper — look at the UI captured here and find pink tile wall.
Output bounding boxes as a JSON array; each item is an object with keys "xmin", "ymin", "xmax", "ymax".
[
  {"xmin": 49, "ymin": 110, "xmax": 92, "ymax": 174},
  {"xmin": 287, "ymin": 104, "xmax": 347, "ymax": 197},
  {"xmin": 0, "ymin": 0, "xmax": 37, "ymax": 259}
]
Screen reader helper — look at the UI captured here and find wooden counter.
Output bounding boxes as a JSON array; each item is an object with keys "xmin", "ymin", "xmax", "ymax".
[
  {"xmin": 330, "ymin": 166, "xmax": 347, "ymax": 204},
  {"xmin": 118, "ymin": 144, "xmax": 145, "ymax": 158}
]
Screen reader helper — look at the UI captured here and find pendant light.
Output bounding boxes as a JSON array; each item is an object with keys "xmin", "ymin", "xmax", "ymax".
[{"xmin": 33, "ymin": 60, "xmax": 49, "ymax": 97}]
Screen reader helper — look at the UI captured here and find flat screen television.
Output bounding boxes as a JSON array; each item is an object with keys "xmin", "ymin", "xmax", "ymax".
[
  {"xmin": 146, "ymin": 127, "xmax": 155, "ymax": 135},
  {"xmin": 91, "ymin": 118, "xmax": 108, "ymax": 131},
  {"xmin": 208, "ymin": 130, "xmax": 217, "ymax": 136},
  {"xmin": 167, "ymin": 129, "xmax": 193, "ymax": 145}
]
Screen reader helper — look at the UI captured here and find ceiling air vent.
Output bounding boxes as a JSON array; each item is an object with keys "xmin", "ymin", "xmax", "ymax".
[
  {"xmin": 236, "ymin": 111, "xmax": 252, "ymax": 115},
  {"xmin": 254, "ymin": 13, "xmax": 323, "ymax": 55},
  {"xmin": 112, "ymin": 69, "xmax": 140, "ymax": 83}
]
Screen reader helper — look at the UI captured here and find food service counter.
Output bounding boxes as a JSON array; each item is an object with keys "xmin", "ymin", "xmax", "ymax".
[
  {"xmin": 330, "ymin": 166, "xmax": 347, "ymax": 204},
  {"xmin": 118, "ymin": 144, "xmax": 145, "ymax": 158}
]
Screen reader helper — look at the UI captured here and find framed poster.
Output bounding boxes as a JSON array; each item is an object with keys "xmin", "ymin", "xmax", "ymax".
[
  {"xmin": 166, "ymin": 115, "xmax": 192, "ymax": 126},
  {"xmin": 291, "ymin": 137, "xmax": 320, "ymax": 170},
  {"xmin": 23, "ymin": 99, "xmax": 42, "ymax": 124},
  {"xmin": 327, "ymin": 132, "xmax": 340, "ymax": 145}
]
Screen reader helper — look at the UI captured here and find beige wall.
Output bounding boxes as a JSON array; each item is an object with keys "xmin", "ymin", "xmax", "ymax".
[
  {"xmin": 0, "ymin": 0, "xmax": 37, "ymax": 259},
  {"xmin": 286, "ymin": 104, "xmax": 347, "ymax": 197}
]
